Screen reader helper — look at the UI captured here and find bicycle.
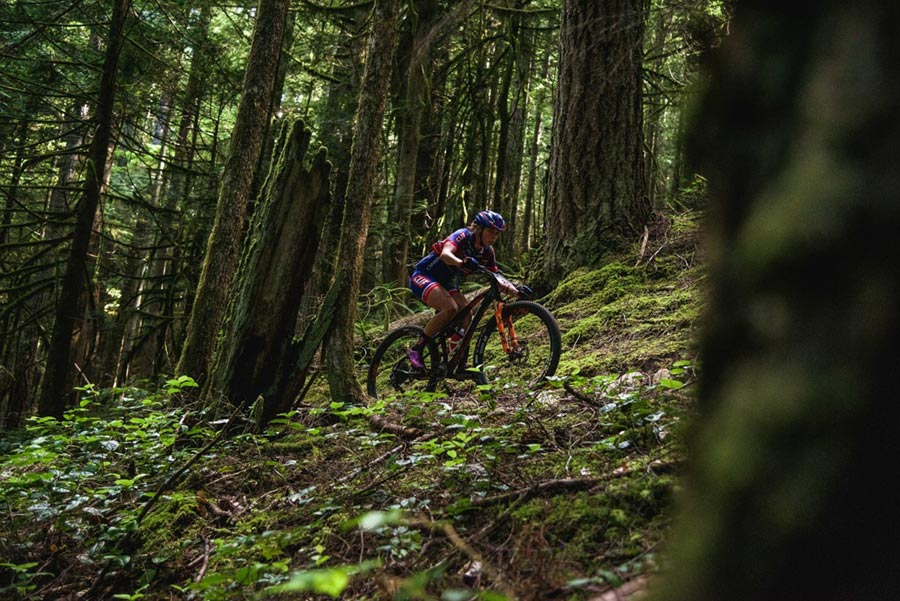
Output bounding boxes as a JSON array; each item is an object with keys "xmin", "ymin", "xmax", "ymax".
[{"xmin": 366, "ymin": 266, "xmax": 562, "ymax": 400}]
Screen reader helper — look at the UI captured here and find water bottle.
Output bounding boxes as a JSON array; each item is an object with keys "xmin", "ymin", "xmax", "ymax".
[{"xmin": 448, "ymin": 328, "xmax": 465, "ymax": 355}]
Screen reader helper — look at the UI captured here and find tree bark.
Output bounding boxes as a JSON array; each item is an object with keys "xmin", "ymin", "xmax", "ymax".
[
  {"xmin": 176, "ymin": 0, "xmax": 290, "ymax": 382},
  {"xmin": 324, "ymin": 0, "xmax": 400, "ymax": 406},
  {"xmin": 493, "ymin": 3, "xmax": 532, "ymax": 256},
  {"xmin": 37, "ymin": 0, "xmax": 130, "ymax": 418},
  {"xmin": 205, "ymin": 121, "xmax": 331, "ymax": 423},
  {"xmin": 382, "ymin": 0, "xmax": 439, "ymax": 287},
  {"xmin": 656, "ymin": 4, "xmax": 900, "ymax": 601},
  {"xmin": 544, "ymin": 0, "xmax": 650, "ymax": 285}
]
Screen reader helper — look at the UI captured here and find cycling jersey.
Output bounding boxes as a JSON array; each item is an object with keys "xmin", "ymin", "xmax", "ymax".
[{"xmin": 409, "ymin": 227, "xmax": 498, "ymax": 303}]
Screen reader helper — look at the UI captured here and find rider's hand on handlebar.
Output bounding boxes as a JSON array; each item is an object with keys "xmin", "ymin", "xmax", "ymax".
[{"xmin": 463, "ymin": 257, "xmax": 481, "ymax": 271}]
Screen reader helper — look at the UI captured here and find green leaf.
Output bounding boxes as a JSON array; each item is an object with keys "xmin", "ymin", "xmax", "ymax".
[
  {"xmin": 658, "ymin": 378, "xmax": 684, "ymax": 389},
  {"xmin": 266, "ymin": 567, "xmax": 350, "ymax": 598},
  {"xmin": 356, "ymin": 509, "xmax": 404, "ymax": 531}
]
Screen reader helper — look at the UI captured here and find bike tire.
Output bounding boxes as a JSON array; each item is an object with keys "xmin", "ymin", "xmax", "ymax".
[
  {"xmin": 472, "ymin": 301, "xmax": 562, "ymax": 388},
  {"xmin": 367, "ymin": 325, "xmax": 441, "ymax": 400}
]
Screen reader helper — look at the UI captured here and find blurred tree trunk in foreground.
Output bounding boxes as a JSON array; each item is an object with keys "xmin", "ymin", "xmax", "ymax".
[{"xmin": 655, "ymin": 3, "xmax": 900, "ymax": 601}]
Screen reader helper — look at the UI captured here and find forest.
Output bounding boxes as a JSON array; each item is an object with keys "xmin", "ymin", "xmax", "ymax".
[{"xmin": 3, "ymin": 0, "xmax": 899, "ymax": 599}]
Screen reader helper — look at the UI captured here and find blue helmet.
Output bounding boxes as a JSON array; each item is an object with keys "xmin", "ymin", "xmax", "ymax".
[{"xmin": 474, "ymin": 210, "xmax": 506, "ymax": 232}]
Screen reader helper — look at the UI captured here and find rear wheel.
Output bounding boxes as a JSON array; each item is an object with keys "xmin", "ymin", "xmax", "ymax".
[
  {"xmin": 367, "ymin": 326, "xmax": 440, "ymax": 400},
  {"xmin": 472, "ymin": 301, "xmax": 561, "ymax": 389}
]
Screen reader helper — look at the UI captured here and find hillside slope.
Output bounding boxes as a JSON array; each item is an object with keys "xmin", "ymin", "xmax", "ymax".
[{"xmin": 0, "ymin": 210, "xmax": 705, "ymax": 600}]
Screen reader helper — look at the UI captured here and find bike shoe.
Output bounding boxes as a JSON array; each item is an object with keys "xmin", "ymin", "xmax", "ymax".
[{"xmin": 407, "ymin": 347, "xmax": 425, "ymax": 369}]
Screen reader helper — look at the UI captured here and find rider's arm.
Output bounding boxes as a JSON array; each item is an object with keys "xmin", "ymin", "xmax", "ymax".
[
  {"xmin": 504, "ymin": 280, "xmax": 521, "ymax": 297},
  {"xmin": 482, "ymin": 248, "xmax": 521, "ymax": 298},
  {"xmin": 439, "ymin": 243, "xmax": 464, "ymax": 269}
]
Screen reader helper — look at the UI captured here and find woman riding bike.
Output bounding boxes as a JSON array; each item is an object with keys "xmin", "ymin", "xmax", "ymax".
[{"xmin": 407, "ymin": 210, "xmax": 526, "ymax": 369}]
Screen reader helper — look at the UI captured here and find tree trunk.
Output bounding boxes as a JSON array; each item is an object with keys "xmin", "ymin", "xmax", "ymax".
[
  {"xmin": 520, "ymin": 48, "xmax": 550, "ymax": 255},
  {"xmin": 37, "ymin": 0, "xmax": 130, "ymax": 417},
  {"xmin": 657, "ymin": 4, "xmax": 900, "ymax": 601},
  {"xmin": 134, "ymin": 3, "xmax": 213, "ymax": 380},
  {"xmin": 544, "ymin": 0, "xmax": 650, "ymax": 285},
  {"xmin": 382, "ymin": 0, "xmax": 439, "ymax": 287},
  {"xmin": 176, "ymin": 0, "xmax": 290, "ymax": 382},
  {"xmin": 299, "ymin": 4, "xmax": 369, "ymax": 337},
  {"xmin": 324, "ymin": 0, "xmax": 400, "ymax": 406},
  {"xmin": 205, "ymin": 121, "xmax": 331, "ymax": 423},
  {"xmin": 493, "ymin": 4, "xmax": 532, "ymax": 256}
]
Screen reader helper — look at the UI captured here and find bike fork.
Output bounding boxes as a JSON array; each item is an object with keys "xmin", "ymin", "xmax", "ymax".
[{"xmin": 493, "ymin": 302, "xmax": 519, "ymax": 353}]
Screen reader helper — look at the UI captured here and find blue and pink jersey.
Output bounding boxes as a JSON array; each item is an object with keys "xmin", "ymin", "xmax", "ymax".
[{"xmin": 409, "ymin": 227, "xmax": 498, "ymax": 303}]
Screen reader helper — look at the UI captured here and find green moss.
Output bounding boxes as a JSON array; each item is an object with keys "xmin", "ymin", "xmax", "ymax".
[
  {"xmin": 546, "ymin": 263, "xmax": 645, "ymax": 308},
  {"xmin": 507, "ymin": 477, "xmax": 675, "ymax": 573},
  {"xmin": 138, "ymin": 492, "xmax": 203, "ymax": 552},
  {"xmin": 552, "ymin": 269, "xmax": 701, "ymax": 377}
]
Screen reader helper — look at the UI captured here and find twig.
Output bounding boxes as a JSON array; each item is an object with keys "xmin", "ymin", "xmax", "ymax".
[
  {"xmin": 195, "ymin": 534, "xmax": 211, "ymax": 583},
  {"xmin": 564, "ymin": 381, "xmax": 605, "ymax": 409},
  {"xmin": 136, "ymin": 404, "xmax": 242, "ymax": 525},
  {"xmin": 337, "ymin": 431, "xmax": 436, "ymax": 484},
  {"xmin": 635, "ymin": 225, "xmax": 650, "ymax": 266},
  {"xmin": 411, "ymin": 517, "xmax": 515, "ymax": 599}
]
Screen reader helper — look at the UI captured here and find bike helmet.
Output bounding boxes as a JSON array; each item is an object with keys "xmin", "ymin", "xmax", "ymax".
[{"xmin": 474, "ymin": 210, "xmax": 507, "ymax": 232}]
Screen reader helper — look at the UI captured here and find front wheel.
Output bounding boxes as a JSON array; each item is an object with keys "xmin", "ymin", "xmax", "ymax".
[
  {"xmin": 367, "ymin": 326, "xmax": 441, "ymax": 400},
  {"xmin": 472, "ymin": 301, "xmax": 562, "ymax": 389}
]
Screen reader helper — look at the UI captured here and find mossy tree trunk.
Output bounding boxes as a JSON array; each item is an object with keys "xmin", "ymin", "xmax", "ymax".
[
  {"xmin": 324, "ymin": 0, "xmax": 400, "ymax": 406},
  {"xmin": 544, "ymin": 0, "xmax": 650, "ymax": 285},
  {"xmin": 176, "ymin": 0, "xmax": 290, "ymax": 383},
  {"xmin": 381, "ymin": 0, "xmax": 439, "ymax": 287},
  {"xmin": 205, "ymin": 121, "xmax": 331, "ymax": 423},
  {"xmin": 37, "ymin": 0, "xmax": 130, "ymax": 418},
  {"xmin": 657, "ymin": 3, "xmax": 900, "ymax": 601}
]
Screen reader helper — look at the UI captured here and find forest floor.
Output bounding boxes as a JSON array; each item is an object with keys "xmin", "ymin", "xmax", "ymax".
[{"xmin": 0, "ymin": 209, "xmax": 706, "ymax": 601}]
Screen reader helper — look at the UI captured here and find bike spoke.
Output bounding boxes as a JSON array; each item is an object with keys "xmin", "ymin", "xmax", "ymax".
[
  {"xmin": 367, "ymin": 326, "xmax": 439, "ymax": 400},
  {"xmin": 474, "ymin": 302, "xmax": 561, "ymax": 389}
]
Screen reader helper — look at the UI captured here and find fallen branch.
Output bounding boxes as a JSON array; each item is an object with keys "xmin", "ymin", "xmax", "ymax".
[
  {"xmin": 194, "ymin": 534, "xmax": 211, "ymax": 583},
  {"xmin": 369, "ymin": 413, "xmax": 423, "ymax": 438},
  {"xmin": 410, "ymin": 517, "xmax": 515, "ymax": 599},
  {"xmin": 564, "ymin": 381, "xmax": 606, "ymax": 408},
  {"xmin": 468, "ymin": 460, "xmax": 681, "ymax": 509}
]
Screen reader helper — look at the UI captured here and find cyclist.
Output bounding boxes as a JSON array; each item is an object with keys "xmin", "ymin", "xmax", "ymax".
[{"xmin": 407, "ymin": 209, "xmax": 524, "ymax": 369}]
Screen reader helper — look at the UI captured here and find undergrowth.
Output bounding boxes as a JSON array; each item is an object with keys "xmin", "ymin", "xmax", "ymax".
[{"xmin": 0, "ymin": 211, "xmax": 705, "ymax": 600}]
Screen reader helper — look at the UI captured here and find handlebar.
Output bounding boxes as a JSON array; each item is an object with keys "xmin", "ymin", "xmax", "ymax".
[{"xmin": 470, "ymin": 264, "xmax": 530, "ymax": 299}]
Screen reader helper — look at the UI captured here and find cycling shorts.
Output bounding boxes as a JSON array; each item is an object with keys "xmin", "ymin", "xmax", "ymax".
[{"xmin": 409, "ymin": 270, "xmax": 461, "ymax": 304}]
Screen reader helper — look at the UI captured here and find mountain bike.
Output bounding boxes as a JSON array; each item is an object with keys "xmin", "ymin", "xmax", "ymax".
[{"xmin": 366, "ymin": 266, "xmax": 562, "ymax": 400}]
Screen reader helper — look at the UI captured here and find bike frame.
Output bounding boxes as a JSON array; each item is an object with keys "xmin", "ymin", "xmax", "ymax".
[{"xmin": 431, "ymin": 268, "xmax": 519, "ymax": 373}]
